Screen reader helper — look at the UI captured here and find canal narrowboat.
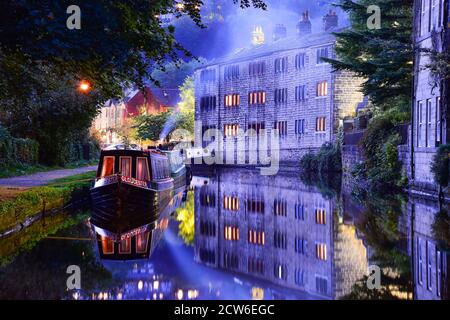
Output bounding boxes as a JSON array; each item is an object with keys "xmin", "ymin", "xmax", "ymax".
[{"xmin": 90, "ymin": 144, "xmax": 189, "ymax": 236}]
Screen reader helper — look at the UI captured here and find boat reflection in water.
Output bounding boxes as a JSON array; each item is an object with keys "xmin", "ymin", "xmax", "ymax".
[{"xmin": 89, "ymin": 144, "xmax": 190, "ymax": 261}]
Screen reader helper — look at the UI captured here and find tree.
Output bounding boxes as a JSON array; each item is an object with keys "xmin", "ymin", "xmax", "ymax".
[
  {"xmin": 150, "ymin": 59, "xmax": 205, "ymax": 89},
  {"xmin": 175, "ymin": 76, "xmax": 195, "ymax": 133},
  {"xmin": 134, "ymin": 76, "xmax": 195, "ymax": 143},
  {"xmin": 325, "ymin": 0, "xmax": 413, "ymax": 114},
  {"xmin": 0, "ymin": 0, "xmax": 266, "ymax": 99},
  {"xmin": 134, "ymin": 111, "xmax": 172, "ymax": 143},
  {"xmin": 0, "ymin": 62, "xmax": 102, "ymax": 165}
]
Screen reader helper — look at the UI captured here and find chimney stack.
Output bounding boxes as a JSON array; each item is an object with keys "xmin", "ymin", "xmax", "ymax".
[
  {"xmin": 296, "ymin": 11, "xmax": 312, "ymax": 37},
  {"xmin": 252, "ymin": 26, "xmax": 265, "ymax": 46},
  {"xmin": 323, "ymin": 10, "xmax": 338, "ymax": 32},
  {"xmin": 273, "ymin": 24, "xmax": 287, "ymax": 42}
]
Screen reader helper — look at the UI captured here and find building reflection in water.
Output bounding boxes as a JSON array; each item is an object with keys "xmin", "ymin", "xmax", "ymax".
[
  {"xmin": 193, "ymin": 168, "xmax": 370, "ymax": 299},
  {"xmin": 404, "ymin": 198, "xmax": 450, "ymax": 300}
]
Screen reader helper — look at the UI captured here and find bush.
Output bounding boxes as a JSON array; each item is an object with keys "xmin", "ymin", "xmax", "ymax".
[
  {"xmin": 358, "ymin": 116, "xmax": 406, "ymax": 193},
  {"xmin": 300, "ymin": 143, "xmax": 342, "ymax": 175},
  {"xmin": 0, "ymin": 124, "xmax": 39, "ymax": 166},
  {"xmin": 317, "ymin": 142, "xmax": 342, "ymax": 174},
  {"xmin": 431, "ymin": 144, "xmax": 450, "ymax": 187}
]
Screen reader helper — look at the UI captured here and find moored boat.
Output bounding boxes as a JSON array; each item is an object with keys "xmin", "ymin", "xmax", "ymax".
[{"xmin": 89, "ymin": 144, "xmax": 190, "ymax": 260}]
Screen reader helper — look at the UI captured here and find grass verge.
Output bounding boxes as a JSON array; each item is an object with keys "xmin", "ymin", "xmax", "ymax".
[{"xmin": 0, "ymin": 171, "xmax": 95, "ymax": 232}]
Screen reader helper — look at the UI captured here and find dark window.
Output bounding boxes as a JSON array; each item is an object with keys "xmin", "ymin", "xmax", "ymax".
[
  {"xmin": 295, "ymin": 237, "xmax": 307, "ymax": 254},
  {"xmin": 199, "ymin": 248, "xmax": 216, "ymax": 264},
  {"xmin": 200, "ymin": 96, "xmax": 217, "ymax": 112},
  {"xmin": 274, "ymin": 88, "xmax": 288, "ymax": 105},
  {"xmin": 200, "ymin": 69, "xmax": 216, "ymax": 82},
  {"xmin": 274, "ymin": 231, "xmax": 287, "ymax": 250},
  {"xmin": 295, "ymin": 119, "xmax": 305, "ymax": 135},
  {"xmin": 248, "ymin": 122, "xmax": 266, "ymax": 135},
  {"xmin": 274, "ymin": 57, "xmax": 288, "ymax": 73},
  {"xmin": 316, "ymin": 47, "xmax": 329, "ymax": 64},
  {"xmin": 315, "ymin": 277, "xmax": 328, "ymax": 294},
  {"xmin": 273, "ymin": 121, "xmax": 288, "ymax": 136},
  {"xmin": 295, "ymin": 85, "xmax": 306, "ymax": 102},
  {"xmin": 295, "ymin": 53, "xmax": 306, "ymax": 69},
  {"xmin": 249, "ymin": 61, "xmax": 266, "ymax": 77},
  {"xmin": 224, "ymin": 65, "xmax": 240, "ymax": 81}
]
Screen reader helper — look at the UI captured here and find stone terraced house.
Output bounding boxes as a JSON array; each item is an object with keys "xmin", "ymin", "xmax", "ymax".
[
  {"xmin": 410, "ymin": 0, "xmax": 449, "ymax": 192},
  {"xmin": 194, "ymin": 11, "xmax": 365, "ymax": 165}
]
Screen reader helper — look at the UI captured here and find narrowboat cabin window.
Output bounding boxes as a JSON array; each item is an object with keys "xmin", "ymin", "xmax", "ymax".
[
  {"xmin": 119, "ymin": 156, "xmax": 132, "ymax": 177},
  {"xmin": 101, "ymin": 236, "xmax": 114, "ymax": 254},
  {"xmin": 101, "ymin": 156, "xmax": 115, "ymax": 177},
  {"xmin": 152, "ymin": 157, "xmax": 170, "ymax": 180},
  {"xmin": 119, "ymin": 237, "xmax": 131, "ymax": 254},
  {"xmin": 136, "ymin": 157, "xmax": 150, "ymax": 181},
  {"xmin": 136, "ymin": 232, "xmax": 150, "ymax": 253}
]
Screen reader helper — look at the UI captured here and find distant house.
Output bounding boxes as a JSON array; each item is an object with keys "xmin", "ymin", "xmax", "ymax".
[{"xmin": 92, "ymin": 87, "xmax": 180, "ymax": 145}]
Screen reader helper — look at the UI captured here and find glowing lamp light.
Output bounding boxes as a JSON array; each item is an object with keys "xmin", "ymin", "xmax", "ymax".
[
  {"xmin": 78, "ymin": 80, "xmax": 91, "ymax": 93},
  {"xmin": 138, "ymin": 280, "xmax": 144, "ymax": 291},
  {"xmin": 177, "ymin": 289, "xmax": 184, "ymax": 300}
]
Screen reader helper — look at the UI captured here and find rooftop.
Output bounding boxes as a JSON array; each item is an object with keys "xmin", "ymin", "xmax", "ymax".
[{"xmin": 200, "ymin": 27, "xmax": 345, "ymax": 68}]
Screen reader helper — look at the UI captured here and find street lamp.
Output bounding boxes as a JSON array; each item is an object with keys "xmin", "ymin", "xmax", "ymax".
[{"xmin": 78, "ymin": 80, "xmax": 91, "ymax": 93}]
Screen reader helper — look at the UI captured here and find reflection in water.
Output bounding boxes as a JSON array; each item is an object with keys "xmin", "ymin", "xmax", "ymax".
[
  {"xmin": 0, "ymin": 168, "xmax": 449, "ymax": 300},
  {"xmin": 192, "ymin": 168, "xmax": 368, "ymax": 299}
]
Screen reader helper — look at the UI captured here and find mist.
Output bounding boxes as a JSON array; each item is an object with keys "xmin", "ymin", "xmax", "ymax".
[{"xmin": 172, "ymin": 0, "xmax": 349, "ymax": 60}]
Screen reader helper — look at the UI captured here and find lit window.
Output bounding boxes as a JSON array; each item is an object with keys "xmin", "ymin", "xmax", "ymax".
[
  {"xmin": 315, "ymin": 209, "xmax": 326, "ymax": 225},
  {"xmin": 136, "ymin": 157, "xmax": 150, "ymax": 181},
  {"xmin": 248, "ymin": 230, "xmax": 265, "ymax": 245},
  {"xmin": 316, "ymin": 117, "xmax": 326, "ymax": 132},
  {"xmin": 224, "ymin": 226, "xmax": 240, "ymax": 241},
  {"xmin": 224, "ymin": 124, "xmax": 240, "ymax": 137},
  {"xmin": 225, "ymin": 94, "xmax": 240, "ymax": 107},
  {"xmin": 136, "ymin": 232, "xmax": 149, "ymax": 253},
  {"xmin": 101, "ymin": 156, "xmax": 115, "ymax": 177},
  {"xmin": 224, "ymin": 196, "xmax": 239, "ymax": 211},
  {"xmin": 316, "ymin": 243, "xmax": 327, "ymax": 261},
  {"xmin": 119, "ymin": 237, "xmax": 131, "ymax": 254},
  {"xmin": 101, "ymin": 236, "xmax": 114, "ymax": 254},
  {"xmin": 119, "ymin": 157, "xmax": 132, "ymax": 177},
  {"xmin": 316, "ymin": 81, "xmax": 328, "ymax": 97}
]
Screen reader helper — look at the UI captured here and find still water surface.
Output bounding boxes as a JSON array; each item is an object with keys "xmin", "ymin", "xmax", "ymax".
[{"xmin": 0, "ymin": 168, "xmax": 449, "ymax": 300}]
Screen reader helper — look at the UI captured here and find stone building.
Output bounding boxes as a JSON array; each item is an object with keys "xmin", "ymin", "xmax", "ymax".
[
  {"xmin": 194, "ymin": 11, "xmax": 365, "ymax": 165},
  {"xmin": 192, "ymin": 168, "xmax": 369, "ymax": 299},
  {"xmin": 410, "ymin": 0, "xmax": 449, "ymax": 191}
]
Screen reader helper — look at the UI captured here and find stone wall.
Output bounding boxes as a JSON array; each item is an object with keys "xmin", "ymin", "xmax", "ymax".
[{"xmin": 194, "ymin": 35, "xmax": 365, "ymax": 166}]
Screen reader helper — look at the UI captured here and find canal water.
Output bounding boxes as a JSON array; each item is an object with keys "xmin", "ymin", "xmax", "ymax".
[{"xmin": 0, "ymin": 167, "xmax": 449, "ymax": 300}]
